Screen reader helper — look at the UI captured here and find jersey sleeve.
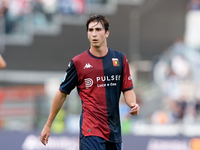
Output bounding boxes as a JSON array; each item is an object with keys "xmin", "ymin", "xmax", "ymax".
[
  {"xmin": 59, "ymin": 60, "xmax": 78, "ymax": 94},
  {"xmin": 122, "ymin": 54, "xmax": 133, "ymax": 91}
]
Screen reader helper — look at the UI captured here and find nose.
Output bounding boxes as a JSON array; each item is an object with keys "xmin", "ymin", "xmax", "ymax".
[{"xmin": 92, "ymin": 30, "xmax": 97, "ymax": 37}]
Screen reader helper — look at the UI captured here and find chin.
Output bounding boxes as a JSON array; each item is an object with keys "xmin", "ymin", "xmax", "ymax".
[{"xmin": 92, "ymin": 44, "xmax": 100, "ymax": 48}]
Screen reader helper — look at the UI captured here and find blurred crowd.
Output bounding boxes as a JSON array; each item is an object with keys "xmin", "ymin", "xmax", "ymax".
[
  {"xmin": 186, "ymin": 0, "xmax": 200, "ymax": 11},
  {"xmin": 152, "ymin": 40, "xmax": 200, "ymax": 124},
  {"xmin": 147, "ymin": 0, "xmax": 200, "ymax": 125},
  {"xmin": 0, "ymin": 0, "xmax": 109, "ymax": 35},
  {"xmin": 0, "ymin": 0, "xmax": 76, "ymax": 35}
]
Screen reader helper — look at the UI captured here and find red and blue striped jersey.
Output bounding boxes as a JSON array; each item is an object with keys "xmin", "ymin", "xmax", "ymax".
[{"xmin": 59, "ymin": 48, "xmax": 133, "ymax": 143}]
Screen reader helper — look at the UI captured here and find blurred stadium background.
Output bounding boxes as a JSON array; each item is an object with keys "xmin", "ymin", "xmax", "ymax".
[{"xmin": 0, "ymin": 0, "xmax": 200, "ymax": 150}]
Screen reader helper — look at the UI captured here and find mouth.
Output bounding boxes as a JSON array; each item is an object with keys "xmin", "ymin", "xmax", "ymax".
[{"xmin": 93, "ymin": 39, "xmax": 98, "ymax": 42}]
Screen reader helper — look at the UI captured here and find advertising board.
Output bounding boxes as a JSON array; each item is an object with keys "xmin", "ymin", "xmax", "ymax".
[{"xmin": 0, "ymin": 132, "xmax": 199, "ymax": 150}]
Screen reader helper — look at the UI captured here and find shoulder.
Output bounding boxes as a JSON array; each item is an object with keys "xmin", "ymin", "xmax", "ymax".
[
  {"xmin": 72, "ymin": 50, "xmax": 88, "ymax": 62},
  {"xmin": 108, "ymin": 48, "xmax": 126, "ymax": 58}
]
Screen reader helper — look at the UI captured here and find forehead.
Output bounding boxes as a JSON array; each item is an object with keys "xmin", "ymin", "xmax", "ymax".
[{"xmin": 88, "ymin": 21, "xmax": 103, "ymax": 29}]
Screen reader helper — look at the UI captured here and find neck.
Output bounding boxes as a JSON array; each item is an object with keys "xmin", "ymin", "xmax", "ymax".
[{"xmin": 90, "ymin": 45, "xmax": 108, "ymax": 57}]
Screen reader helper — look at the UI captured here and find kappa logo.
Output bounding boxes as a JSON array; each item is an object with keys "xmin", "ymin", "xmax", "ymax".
[{"xmin": 84, "ymin": 63, "xmax": 93, "ymax": 69}]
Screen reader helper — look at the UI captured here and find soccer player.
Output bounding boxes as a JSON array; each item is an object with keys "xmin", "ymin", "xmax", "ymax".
[
  {"xmin": 40, "ymin": 14, "xmax": 140, "ymax": 150},
  {"xmin": 0, "ymin": 54, "xmax": 6, "ymax": 69}
]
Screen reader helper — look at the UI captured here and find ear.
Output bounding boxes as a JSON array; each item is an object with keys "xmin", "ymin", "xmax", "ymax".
[{"xmin": 106, "ymin": 30, "xmax": 109, "ymax": 38}]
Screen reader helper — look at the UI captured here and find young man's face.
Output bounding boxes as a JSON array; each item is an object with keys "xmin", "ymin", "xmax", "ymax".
[{"xmin": 87, "ymin": 21, "xmax": 109, "ymax": 48}]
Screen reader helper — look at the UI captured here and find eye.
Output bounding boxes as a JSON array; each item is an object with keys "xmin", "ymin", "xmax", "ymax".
[
  {"xmin": 88, "ymin": 28, "xmax": 93, "ymax": 32},
  {"xmin": 96, "ymin": 28, "xmax": 102, "ymax": 31}
]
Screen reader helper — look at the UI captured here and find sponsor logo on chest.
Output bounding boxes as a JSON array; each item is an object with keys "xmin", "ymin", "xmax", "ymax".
[
  {"xmin": 83, "ymin": 59, "xmax": 121, "ymax": 89},
  {"xmin": 84, "ymin": 75, "xmax": 121, "ymax": 89}
]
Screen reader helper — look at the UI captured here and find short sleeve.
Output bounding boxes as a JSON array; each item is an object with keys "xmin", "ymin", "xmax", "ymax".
[
  {"xmin": 59, "ymin": 60, "xmax": 78, "ymax": 94},
  {"xmin": 122, "ymin": 54, "xmax": 133, "ymax": 91}
]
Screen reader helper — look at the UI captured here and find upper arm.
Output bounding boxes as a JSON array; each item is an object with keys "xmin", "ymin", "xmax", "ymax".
[
  {"xmin": 57, "ymin": 90, "xmax": 67, "ymax": 101},
  {"xmin": 121, "ymin": 54, "xmax": 133, "ymax": 91},
  {"xmin": 59, "ymin": 60, "xmax": 78, "ymax": 94}
]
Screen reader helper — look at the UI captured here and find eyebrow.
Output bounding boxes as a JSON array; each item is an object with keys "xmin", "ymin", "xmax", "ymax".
[{"xmin": 88, "ymin": 27, "xmax": 102, "ymax": 30}]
